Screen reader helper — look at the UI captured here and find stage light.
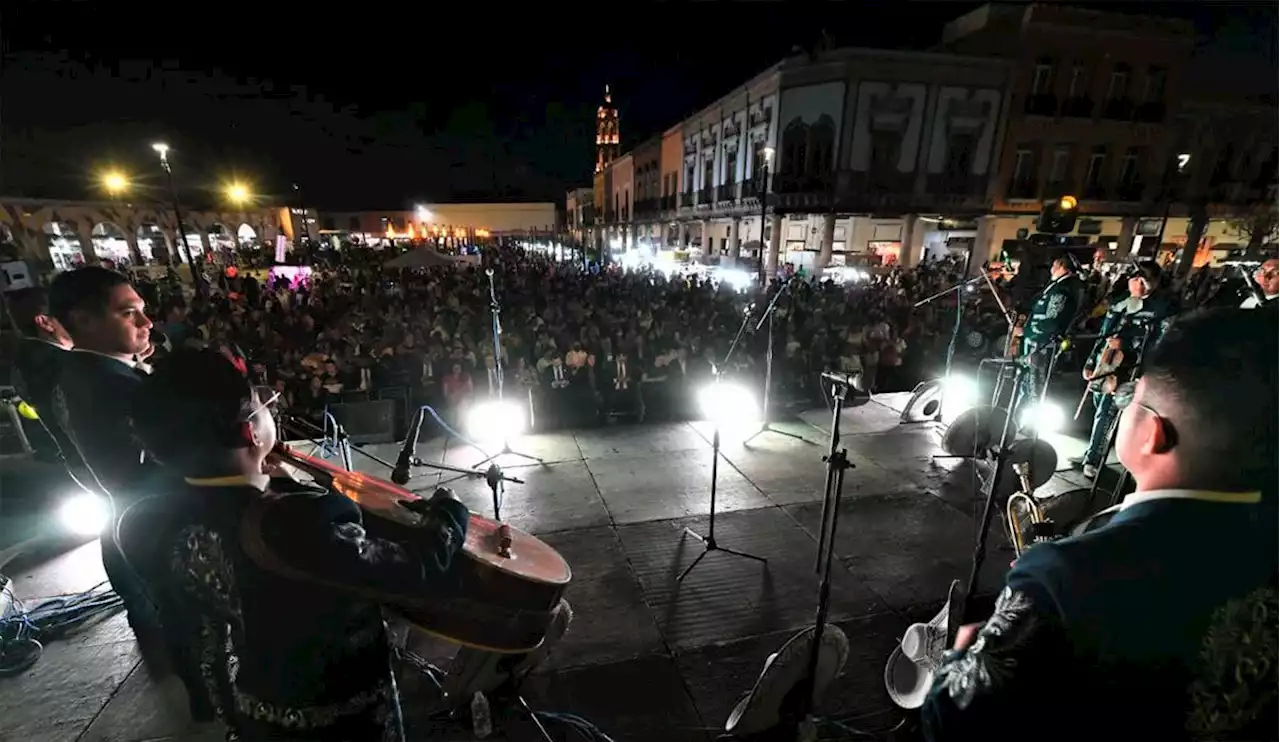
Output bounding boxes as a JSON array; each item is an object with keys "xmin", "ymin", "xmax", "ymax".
[
  {"xmin": 719, "ymin": 268, "xmax": 752, "ymax": 292},
  {"xmin": 940, "ymin": 374, "xmax": 979, "ymax": 423},
  {"xmin": 465, "ymin": 399, "xmax": 528, "ymax": 445},
  {"xmin": 58, "ymin": 492, "xmax": 110, "ymax": 537},
  {"xmin": 1019, "ymin": 400, "xmax": 1066, "ymax": 435},
  {"xmin": 697, "ymin": 381, "xmax": 759, "ymax": 428}
]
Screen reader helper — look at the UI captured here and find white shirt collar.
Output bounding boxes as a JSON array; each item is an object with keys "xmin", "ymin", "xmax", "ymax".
[
  {"xmin": 29, "ymin": 337, "xmax": 70, "ymax": 351},
  {"xmin": 72, "ymin": 347, "xmax": 137, "ymax": 369},
  {"xmin": 1121, "ymin": 488, "xmax": 1261, "ymax": 510}
]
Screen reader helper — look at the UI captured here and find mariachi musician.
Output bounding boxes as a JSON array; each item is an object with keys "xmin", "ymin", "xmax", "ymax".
[
  {"xmin": 126, "ymin": 348, "xmax": 471, "ymax": 740},
  {"xmin": 1011, "ymin": 255, "xmax": 1083, "ymax": 417},
  {"xmin": 1240, "ymin": 257, "xmax": 1279, "ymax": 309},
  {"xmin": 1073, "ymin": 261, "xmax": 1176, "ymax": 479}
]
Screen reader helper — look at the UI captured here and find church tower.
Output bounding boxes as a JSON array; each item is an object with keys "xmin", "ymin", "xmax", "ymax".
[{"xmin": 595, "ymin": 85, "xmax": 620, "ymax": 173}]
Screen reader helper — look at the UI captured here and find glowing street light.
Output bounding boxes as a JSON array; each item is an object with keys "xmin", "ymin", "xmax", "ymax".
[
  {"xmin": 225, "ymin": 182, "xmax": 251, "ymax": 205},
  {"xmin": 148, "ymin": 141, "xmax": 204, "ymax": 296},
  {"xmin": 101, "ymin": 170, "xmax": 129, "ymax": 196}
]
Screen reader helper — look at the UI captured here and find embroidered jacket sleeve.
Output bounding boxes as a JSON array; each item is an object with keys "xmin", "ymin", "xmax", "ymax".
[
  {"xmin": 257, "ymin": 486, "xmax": 470, "ymax": 595},
  {"xmin": 921, "ymin": 547, "xmax": 1072, "ymax": 742}
]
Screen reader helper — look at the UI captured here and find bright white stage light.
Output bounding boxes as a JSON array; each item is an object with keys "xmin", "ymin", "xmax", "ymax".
[
  {"xmin": 940, "ymin": 374, "xmax": 979, "ymax": 424},
  {"xmin": 1019, "ymin": 400, "xmax": 1066, "ymax": 434},
  {"xmin": 465, "ymin": 399, "xmax": 528, "ymax": 445},
  {"xmin": 58, "ymin": 492, "xmax": 110, "ymax": 537},
  {"xmin": 697, "ymin": 382, "xmax": 759, "ymax": 428},
  {"xmin": 719, "ymin": 269, "xmax": 752, "ymax": 292}
]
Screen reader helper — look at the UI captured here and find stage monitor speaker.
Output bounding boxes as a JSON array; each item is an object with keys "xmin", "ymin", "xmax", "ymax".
[{"xmin": 327, "ymin": 399, "xmax": 396, "ymax": 445}]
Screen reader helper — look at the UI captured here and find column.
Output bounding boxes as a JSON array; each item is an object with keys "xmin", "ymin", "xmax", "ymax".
[
  {"xmin": 900, "ymin": 214, "xmax": 925, "ymax": 268},
  {"xmin": 765, "ymin": 214, "xmax": 782, "ymax": 280},
  {"xmin": 727, "ymin": 217, "xmax": 741, "ymax": 266},
  {"xmin": 700, "ymin": 219, "xmax": 711, "ymax": 254},
  {"xmin": 816, "ymin": 213, "xmax": 836, "ymax": 272},
  {"xmin": 1114, "ymin": 216, "xmax": 1138, "ymax": 260},
  {"xmin": 971, "ymin": 215, "xmax": 997, "ymax": 276},
  {"xmin": 677, "ymin": 222, "xmax": 688, "ymax": 250}
]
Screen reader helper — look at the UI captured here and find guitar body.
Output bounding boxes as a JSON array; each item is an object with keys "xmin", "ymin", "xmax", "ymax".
[{"xmin": 272, "ymin": 445, "xmax": 572, "ymax": 654}]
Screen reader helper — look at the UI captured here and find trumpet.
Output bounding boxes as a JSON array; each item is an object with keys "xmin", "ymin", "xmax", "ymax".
[{"xmin": 1005, "ymin": 461, "xmax": 1057, "ymax": 557}]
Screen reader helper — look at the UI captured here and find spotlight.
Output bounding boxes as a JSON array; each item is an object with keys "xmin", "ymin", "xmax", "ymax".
[
  {"xmin": 697, "ymin": 382, "xmax": 759, "ymax": 428},
  {"xmin": 1019, "ymin": 400, "xmax": 1066, "ymax": 435},
  {"xmin": 465, "ymin": 399, "xmax": 528, "ymax": 445},
  {"xmin": 58, "ymin": 492, "xmax": 110, "ymax": 537},
  {"xmin": 940, "ymin": 374, "xmax": 979, "ymax": 424}
]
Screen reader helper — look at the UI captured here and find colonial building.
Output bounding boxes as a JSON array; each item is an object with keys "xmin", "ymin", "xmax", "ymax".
[
  {"xmin": 0, "ymin": 198, "xmax": 291, "ymax": 272},
  {"xmin": 565, "ymin": 187, "xmax": 594, "ymax": 245},
  {"xmin": 319, "ymin": 203, "xmax": 558, "ymax": 240},
  {"xmin": 570, "ymin": 2, "xmax": 1276, "ymax": 273},
  {"xmin": 596, "ymin": 86, "xmax": 620, "ymax": 174}
]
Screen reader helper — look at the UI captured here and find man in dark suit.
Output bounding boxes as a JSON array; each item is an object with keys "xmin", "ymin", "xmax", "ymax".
[
  {"xmin": 48, "ymin": 267, "xmax": 161, "ymax": 634},
  {"xmin": 1013, "ymin": 256, "xmax": 1082, "ymax": 415},
  {"xmin": 922, "ymin": 308, "xmax": 1277, "ymax": 742}
]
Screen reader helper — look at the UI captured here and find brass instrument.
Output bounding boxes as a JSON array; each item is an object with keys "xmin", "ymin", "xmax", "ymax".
[{"xmin": 1005, "ymin": 461, "xmax": 1056, "ymax": 557}]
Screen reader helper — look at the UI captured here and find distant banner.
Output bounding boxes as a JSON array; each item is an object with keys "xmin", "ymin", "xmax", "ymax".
[{"xmin": 275, "ymin": 234, "xmax": 288, "ymax": 263}]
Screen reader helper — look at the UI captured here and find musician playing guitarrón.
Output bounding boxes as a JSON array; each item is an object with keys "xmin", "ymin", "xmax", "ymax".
[
  {"xmin": 1074, "ymin": 261, "xmax": 1175, "ymax": 479},
  {"xmin": 921, "ymin": 308, "xmax": 1278, "ymax": 742},
  {"xmin": 128, "ymin": 349, "xmax": 470, "ymax": 741},
  {"xmin": 1012, "ymin": 255, "xmax": 1082, "ymax": 420}
]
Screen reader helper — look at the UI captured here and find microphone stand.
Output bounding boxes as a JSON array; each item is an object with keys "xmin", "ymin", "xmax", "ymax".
[
  {"xmin": 677, "ymin": 304, "xmax": 767, "ymax": 583},
  {"xmin": 913, "ymin": 272, "xmax": 986, "ymax": 423},
  {"xmin": 744, "ymin": 279, "xmax": 809, "ymax": 446},
  {"xmin": 280, "ymin": 415, "xmax": 522, "ymax": 507},
  {"xmin": 474, "ymin": 268, "xmax": 543, "ymax": 469}
]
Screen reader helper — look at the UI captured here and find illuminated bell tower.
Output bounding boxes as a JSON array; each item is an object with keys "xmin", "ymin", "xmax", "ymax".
[{"xmin": 595, "ymin": 85, "xmax": 620, "ymax": 173}]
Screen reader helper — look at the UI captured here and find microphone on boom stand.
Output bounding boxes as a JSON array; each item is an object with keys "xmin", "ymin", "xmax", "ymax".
[{"xmin": 391, "ymin": 407, "xmax": 425, "ymax": 486}]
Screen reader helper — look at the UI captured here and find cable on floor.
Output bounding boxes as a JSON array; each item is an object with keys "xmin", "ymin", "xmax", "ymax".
[{"xmin": 0, "ymin": 580, "xmax": 124, "ymax": 676}]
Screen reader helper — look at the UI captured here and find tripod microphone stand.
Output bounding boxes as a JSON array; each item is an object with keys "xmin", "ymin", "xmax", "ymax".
[
  {"xmin": 678, "ymin": 305, "xmax": 767, "ymax": 583},
  {"xmin": 474, "ymin": 267, "xmax": 543, "ymax": 470},
  {"xmin": 744, "ymin": 278, "xmax": 809, "ymax": 446}
]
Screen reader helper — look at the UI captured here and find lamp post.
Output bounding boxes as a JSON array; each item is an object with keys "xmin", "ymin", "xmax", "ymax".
[
  {"xmin": 152, "ymin": 142, "xmax": 205, "ymax": 297},
  {"xmin": 756, "ymin": 146, "xmax": 775, "ymax": 285}
]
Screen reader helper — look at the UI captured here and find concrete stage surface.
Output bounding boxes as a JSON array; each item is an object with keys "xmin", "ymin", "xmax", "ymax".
[{"xmin": 0, "ymin": 393, "xmax": 1104, "ymax": 742}]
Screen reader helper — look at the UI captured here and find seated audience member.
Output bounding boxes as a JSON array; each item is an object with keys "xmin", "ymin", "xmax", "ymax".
[{"xmin": 922, "ymin": 308, "xmax": 1278, "ymax": 742}]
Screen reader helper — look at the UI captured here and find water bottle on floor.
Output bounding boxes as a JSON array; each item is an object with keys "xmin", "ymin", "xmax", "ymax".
[{"xmin": 471, "ymin": 690, "xmax": 493, "ymax": 739}]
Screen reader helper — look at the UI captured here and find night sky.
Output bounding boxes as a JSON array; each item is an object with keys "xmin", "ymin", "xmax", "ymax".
[{"xmin": 1, "ymin": 2, "xmax": 1274, "ymax": 211}]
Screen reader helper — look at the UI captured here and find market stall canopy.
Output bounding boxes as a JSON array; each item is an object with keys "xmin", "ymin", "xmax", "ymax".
[{"xmin": 382, "ymin": 249, "xmax": 465, "ymax": 269}]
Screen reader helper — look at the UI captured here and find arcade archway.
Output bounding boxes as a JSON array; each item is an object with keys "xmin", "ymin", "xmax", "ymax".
[
  {"xmin": 44, "ymin": 222, "xmax": 86, "ymax": 271},
  {"xmin": 91, "ymin": 222, "xmax": 132, "ymax": 266},
  {"xmin": 237, "ymin": 223, "xmax": 257, "ymax": 248},
  {"xmin": 136, "ymin": 224, "xmax": 170, "ymax": 264}
]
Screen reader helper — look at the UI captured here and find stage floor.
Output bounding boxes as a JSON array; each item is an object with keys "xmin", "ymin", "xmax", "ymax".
[{"xmin": 0, "ymin": 394, "xmax": 1107, "ymax": 742}]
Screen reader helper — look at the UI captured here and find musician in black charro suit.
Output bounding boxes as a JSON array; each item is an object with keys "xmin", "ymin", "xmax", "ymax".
[
  {"xmin": 1073, "ymin": 262, "xmax": 1176, "ymax": 479},
  {"xmin": 1011, "ymin": 256, "xmax": 1083, "ymax": 417},
  {"xmin": 127, "ymin": 348, "xmax": 470, "ymax": 740},
  {"xmin": 922, "ymin": 308, "xmax": 1277, "ymax": 742}
]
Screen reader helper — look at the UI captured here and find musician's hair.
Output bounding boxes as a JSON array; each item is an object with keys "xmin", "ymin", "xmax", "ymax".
[
  {"xmin": 48, "ymin": 267, "xmax": 129, "ymax": 331},
  {"xmin": 1143, "ymin": 307, "xmax": 1277, "ymax": 491},
  {"xmin": 6, "ymin": 287, "xmax": 51, "ymax": 338},
  {"xmin": 132, "ymin": 348, "xmax": 256, "ymax": 469}
]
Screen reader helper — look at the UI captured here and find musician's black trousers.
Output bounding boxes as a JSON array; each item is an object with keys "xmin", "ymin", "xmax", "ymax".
[{"xmin": 102, "ymin": 522, "xmax": 161, "ymax": 632}]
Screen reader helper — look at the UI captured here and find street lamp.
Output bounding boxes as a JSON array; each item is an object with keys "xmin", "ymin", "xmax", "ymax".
[
  {"xmin": 757, "ymin": 146, "xmax": 776, "ymax": 285},
  {"xmin": 101, "ymin": 170, "xmax": 129, "ymax": 197},
  {"xmin": 225, "ymin": 182, "xmax": 251, "ymax": 206},
  {"xmin": 151, "ymin": 142, "xmax": 205, "ymax": 296}
]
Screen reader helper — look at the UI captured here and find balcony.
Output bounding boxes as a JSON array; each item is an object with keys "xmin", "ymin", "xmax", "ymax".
[
  {"xmin": 1006, "ymin": 179, "xmax": 1039, "ymax": 200},
  {"xmin": 1101, "ymin": 98, "xmax": 1134, "ymax": 121},
  {"xmin": 680, "ymin": 192, "xmax": 694, "ymax": 208},
  {"xmin": 1133, "ymin": 101, "xmax": 1166, "ymax": 123},
  {"xmin": 1061, "ymin": 96, "xmax": 1094, "ymax": 118},
  {"xmin": 1024, "ymin": 93, "xmax": 1058, "ymax": 117},
  {"xmin": 716, "ymin": 183, "xmax": 738, "ymax": 203},
  {"xmin": 740, "ymin": 179, "xmax": 760, "ymax": 200},
  {"xmin": 774, "ymin": 172, "xmax": 836, "ymax": 194},
  {"xmin": 698, "ymin": 187, "xmax": 713, "ymax": 205}
]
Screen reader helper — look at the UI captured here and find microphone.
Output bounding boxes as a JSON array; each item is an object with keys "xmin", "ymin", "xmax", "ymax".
[
  {"xmin": 391, "ymin": 407, "xmax": 425, "ymax": 486},
  {"xmin": 821, "ymin": 370, "xmax": 865, "ymax": 392}
]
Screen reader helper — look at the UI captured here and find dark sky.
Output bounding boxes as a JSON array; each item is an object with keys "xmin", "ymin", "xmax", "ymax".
[{"xmin": 1, "ymin": 2, "xmax": 1273, "ymax": 210}]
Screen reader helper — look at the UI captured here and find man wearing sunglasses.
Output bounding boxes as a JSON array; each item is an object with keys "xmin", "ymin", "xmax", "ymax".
[{"xmin": 922, "ymin": 307, "xmax": 1277, "ymax": 742}]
